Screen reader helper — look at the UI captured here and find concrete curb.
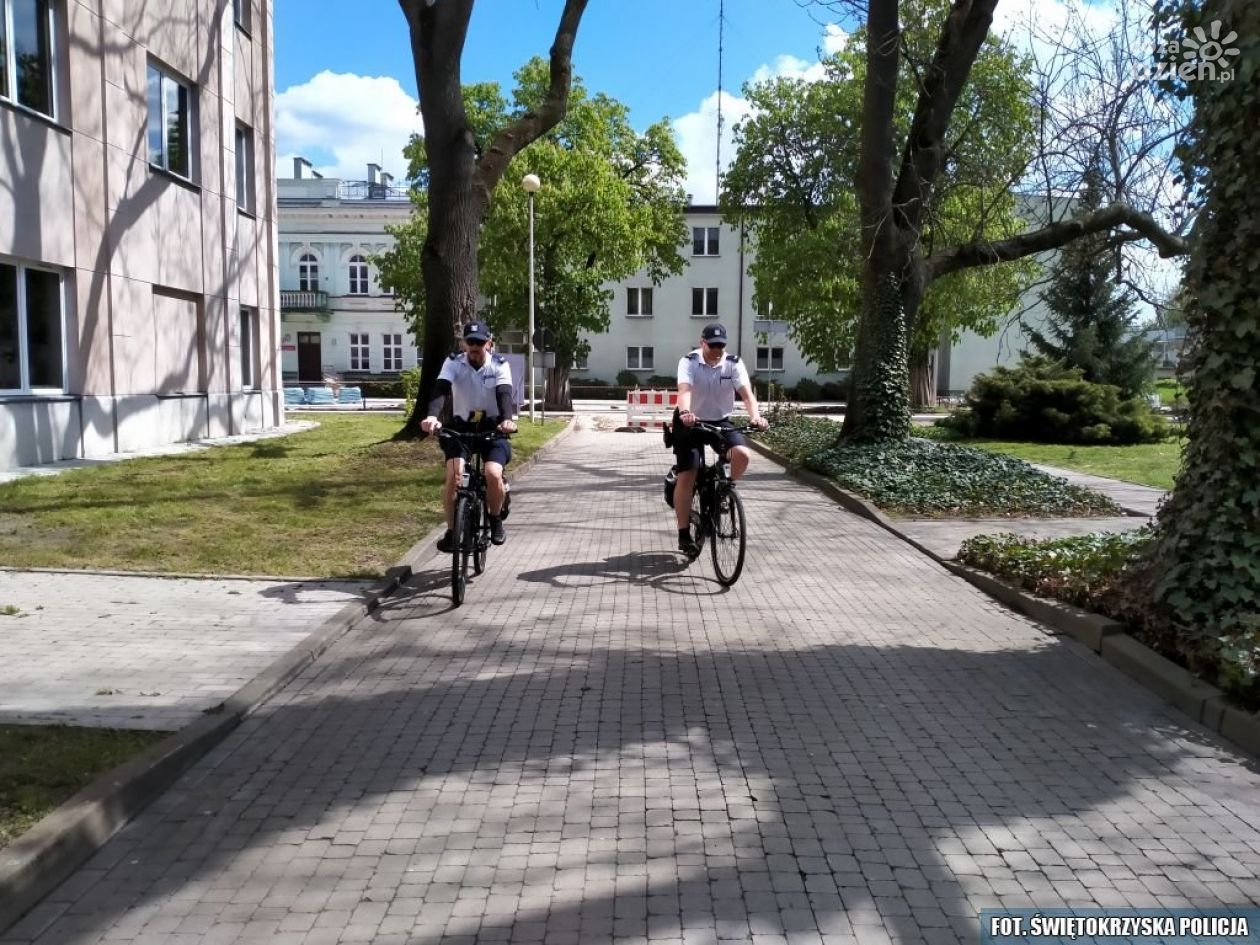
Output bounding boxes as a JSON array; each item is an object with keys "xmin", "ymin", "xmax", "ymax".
[
  {"xmin": 0, "ymin": 420, "xmax": 580, "ymax": 933},
  {"xmin": 749, "ymin": 438, "xmax": 1260, "ymax": 761}
]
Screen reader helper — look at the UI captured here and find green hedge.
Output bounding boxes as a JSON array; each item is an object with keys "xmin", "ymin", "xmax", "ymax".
[
  {"xmin": 943, "ymin": 358, "xmax": 1167, "ymax": 445},
  {"xmin": 959, "ymin": 529, "xmax": 1259, "ymax": 711},
  {"xmin": 760, "ymin": 414, "xmax": 1119, "ymax": 517}
]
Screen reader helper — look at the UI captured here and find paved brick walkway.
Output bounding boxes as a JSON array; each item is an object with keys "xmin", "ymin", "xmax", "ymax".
[
  {"xmin": 0, "ymin": 571, "xmax": 369, "ymax": 730},
  {"xmin": 4, "ymin": 421, "xmax": 1258, "ymax": 944}
]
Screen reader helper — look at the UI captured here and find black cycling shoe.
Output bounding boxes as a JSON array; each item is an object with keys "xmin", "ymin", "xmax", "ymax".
[
  {"xmin": 489, "ymin": 518, "xmax": 506, "ymax": 545},
  {"xmin": 436, "ymin": 530, "xmax": 455, "ymax": 553},
  {"xmin": 678, "ymin": 534, "xmax": 701, "ymax": 559}
]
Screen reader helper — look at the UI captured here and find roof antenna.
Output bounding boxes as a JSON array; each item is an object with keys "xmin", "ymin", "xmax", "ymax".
[{"xmin": 715, "ymin": 0, "xmax": 726, "ymax": 204}]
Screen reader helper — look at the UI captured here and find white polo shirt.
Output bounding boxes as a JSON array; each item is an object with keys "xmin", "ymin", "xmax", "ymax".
[
  {"xmin": 676, "ymin": 349, "xmax": 750, "ymax": 420},
  {"xmin": 439, "ymin": 352, "xmax": 513, "ymax": 420}
]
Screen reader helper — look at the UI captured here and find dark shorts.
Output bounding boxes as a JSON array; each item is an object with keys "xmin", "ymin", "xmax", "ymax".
[
  {"xmin": 670, "ymin": 411, "xmax": 746, "ymax": 472},
  {"xmin": 439, "ymin": 422, "xmax": 512, "ymax": 467}
]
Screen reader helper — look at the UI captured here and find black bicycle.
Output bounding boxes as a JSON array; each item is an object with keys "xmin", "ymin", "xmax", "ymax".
[
  {"xmin": 677, "ymin": 420, "xmax": 765, "ymax": 587},
  {"xmin": 437, "ymin": 428, "xmax": 510, "ymax": 605}
]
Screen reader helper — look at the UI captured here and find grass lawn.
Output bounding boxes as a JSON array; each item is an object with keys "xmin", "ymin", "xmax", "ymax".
[
  {"xmin": 0, "ymin": 414, "xmax": 567, "ymax": 578},
  {"xmin": 966, "ymin": 438, "xmax": 1184, "ymax": 490},
  {"xmin": 0, "ymin": 725, "xmax": 169, "ymax": 850}
]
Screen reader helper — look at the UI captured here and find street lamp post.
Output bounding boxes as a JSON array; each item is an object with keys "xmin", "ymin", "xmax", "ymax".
[{"xmin": 522, "ymin": 173, "xmax": 541, "ymax": 422}]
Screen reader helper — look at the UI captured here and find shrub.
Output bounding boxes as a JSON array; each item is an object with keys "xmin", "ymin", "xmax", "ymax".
[
  {"xmin": 401, "ymin": 367, "xmax": 421, "ymax": 418},
  {"xmin": 646, "ymin": 374, "xmax": 677, "ymax": 389},
  {"xmin": 792, "ymin": 378, "xmax": 822, "ymax": 401},
  {"xmin": 615, "ymin": 369, "xmax": 642, "ymax": 387},
  {"xmin": 819, "ymin": 380, "xmax": 848, "ymax": 401},
  {"xmin": 959, "ymin": 529, "xmax": 1152, "ymax": 610},
  {"xmin": 356, "ymin": 379, "xmax": 406, "ymax": 398},
  {"xmin": 944, "ymin": 358, "xmax": 1167, "ymax": 445}
]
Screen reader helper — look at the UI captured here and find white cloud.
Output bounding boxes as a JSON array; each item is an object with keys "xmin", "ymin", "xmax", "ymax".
[
  {"xmin": 821, "ymin": 23, "xmax": 849, "ymax": 55},
  {"xmin": 275, "ymin": 71, "xmax": 421, "ymax": 182},
  {"xmin": 672, "ymin": 89, "xmax": 754, "ymax": 204}
]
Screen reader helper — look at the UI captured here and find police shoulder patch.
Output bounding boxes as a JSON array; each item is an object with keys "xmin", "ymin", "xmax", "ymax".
[
  {"xmin": 686, "ymin": 352, "xmax": 701, "ymax": 361},
  {"xmin": 492, "ymin": 354, "xmax": 507, "ymax": 364},
  {"xmin": 447, "ymin": 351, "xmax": 460, "ymax": 361},
  {"xmin": 725, "ymin": 353, "xmax": 741, "ymax": 363}
]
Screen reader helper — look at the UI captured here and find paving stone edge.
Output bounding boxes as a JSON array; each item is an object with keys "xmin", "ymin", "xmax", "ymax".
[
  {"xmin": 749, "ymin": 438, "xmax": 1260, "ymax": 761},
  {"xmin": 0, "ymin": 418, "xmax": 578, "ymax": 933}
]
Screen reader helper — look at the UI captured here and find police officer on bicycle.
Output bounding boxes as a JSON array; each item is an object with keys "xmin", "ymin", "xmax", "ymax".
[
  {"xmin": 671, "ymin": 323, "xmax": 768, "ymax": 557},
  {"xmin": 420, "ymin": 322, "xmax": 518, "ymax": 551}
]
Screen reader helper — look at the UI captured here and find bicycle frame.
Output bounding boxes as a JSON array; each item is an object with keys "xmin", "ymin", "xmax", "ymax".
[
  {"xmin": 437, "ymin": 428, "xmax": 505, "ymax": 605},
  {"xmin": 682, "ymin": 421, "xmax": 758, "ymax": 586}
]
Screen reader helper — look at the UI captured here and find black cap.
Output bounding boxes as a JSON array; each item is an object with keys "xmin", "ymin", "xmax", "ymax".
[
  {"xmin": 701, "ymin": 323, "xmax": 728, "ymax": 345},
  {"xmin": 463, "ymin": 321, "xmax": 490, "ymax": 342}
]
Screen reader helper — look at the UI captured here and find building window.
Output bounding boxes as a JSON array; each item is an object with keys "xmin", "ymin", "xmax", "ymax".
[
  {"xmin": 626, "ymin": 287, "xmax": 653, "ymax": 317},
  {"xmin": 147, "ymin": 63, "xmax": 194, "ymax": 180},
  {"xmin": 754, "ymin": 319, "xmax": 790, "ymax": 335},
  {"xmin": 2, "ymin": 0, "xmax": 54, "ymax": 116},
  {"xmin": 239, "ymin": 307, "xmax": 258, "ymax": 389},
  {"xmin": 233, "ymin": 0, "xmax": 251, "ymax": 33},
  {"xmin": 348, "ymin": 255, "xmax": 369, "ymax": 295},
  {"xmin": 0, "ymin": 262, "xmax": 64, "ymax": 391},
  {"xmin": 495, "ymin": 330, "xmax": 527, "ymax": 355},
  {"xmin": 298, "ymin": 253, "xmax": 319, "ymax": 291},
  {"xmin": 382, "ymin": 333, "xmax": 402, "ymax": 372},
  {"xmin": 756, "ymin": 346, "xmax": 784, "ymax": 372},
  {"xmin": 692, "ymin": 226, "xmax": 719, "ymax": 256},
  {"xmin": 235, "ymin": 123, "xmax": 255, "ymax": 213},
  {"xmin": 349, "ymin": 333, "xmax": 370, "ymax": 371},
  {"xmin": 691, "ymin": 287, "xmax": 719, "ymax": 318},
  {"xmin": 572, "ymin": 351, "xmax": 588, "ymax": 371},
  {"xmin": 626, "ymin": 346, "xmax": 653, "ymax": 371}
]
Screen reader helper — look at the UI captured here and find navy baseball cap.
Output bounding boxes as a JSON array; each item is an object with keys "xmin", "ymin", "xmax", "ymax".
[
  {"xmin": 463, "ymin": 321, "xmax": 491, "ymax": 342},
  {"xmin": 701, "ymin": 323, "xmax": 728, "ymax": 345}
]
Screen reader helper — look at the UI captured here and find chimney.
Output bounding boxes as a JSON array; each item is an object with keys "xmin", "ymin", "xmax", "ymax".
[
  {"xmin": 293, "ymin": 156, "xmax": 313, "ymax": 179},
  {"xmin": 367, "ymin": 163, "xmax": 381, "ymax": 185}
]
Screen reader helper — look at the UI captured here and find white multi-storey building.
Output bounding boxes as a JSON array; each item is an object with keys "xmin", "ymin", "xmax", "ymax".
[
  {"xmin": 277, "ymin": 163, "xmax": 417, "ymax": 382},
  {"xmin": 0, "ymin": 0, "xmax": 280, "ymax": 470},
  {"xmin": 574, "ymin": 206, "xmax": 843, "ymax": 391}
]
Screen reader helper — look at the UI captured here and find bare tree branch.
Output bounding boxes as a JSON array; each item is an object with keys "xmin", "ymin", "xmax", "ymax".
[
  {"xmin": 477, "ymin": 0, "xmax": 589, "ymax": 194},
  {"xmin": 927, "ymin": 201, "xmax": 1189, "ymax": 279}
]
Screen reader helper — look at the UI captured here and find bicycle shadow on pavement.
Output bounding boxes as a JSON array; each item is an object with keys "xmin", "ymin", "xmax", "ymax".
[{"xmin": 517, "ymin": 551, "xmax": 732, "ymax": 595}]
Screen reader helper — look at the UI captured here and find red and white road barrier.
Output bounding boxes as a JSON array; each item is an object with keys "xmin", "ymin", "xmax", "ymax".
[{"xmin": 624, "ymin": 388, "xmax": 677, "ymax": 429}]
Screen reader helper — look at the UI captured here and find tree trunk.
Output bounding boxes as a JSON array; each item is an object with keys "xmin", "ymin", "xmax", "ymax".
[
  {"xmin": 1117, "ymin": 0, "xmax": 1260, "ymax": 683},
  {"xmin": 910, "ymin": 348, "xmax": 937, "ymax": 409},
  {"xmin": 841, "ymin": 272, "xmax": 912, "ymax": 441},
  {"xmin": 545, "ymin": 364, "xmax": 571, "ymax": 411}
]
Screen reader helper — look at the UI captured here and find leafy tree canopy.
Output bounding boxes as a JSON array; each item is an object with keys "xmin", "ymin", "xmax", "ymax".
[
  {"xmin": 720, "ymin": 0, "xmax": 1038, "ymax": 372},
  {"xmin": 378, "ymin": 58, "xmax": 688, "ymax": 373}
]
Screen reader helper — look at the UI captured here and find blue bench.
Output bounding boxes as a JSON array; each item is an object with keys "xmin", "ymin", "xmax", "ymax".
[
  {"xmin": 338, "ymin": 386, "xmax": 363, "ymax": 405},
  {"xmin": 305, "ymin": 387, "xmax": 336, "ymax": 406},
  {"xmin": 283, "ymin": 387, "xmax": 307, "ymax": 406}
]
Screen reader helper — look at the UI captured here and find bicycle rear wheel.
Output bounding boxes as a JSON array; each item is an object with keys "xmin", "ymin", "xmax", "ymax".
[
  {"xmin": 710, "ymin": 485, "xmax": 746, "ymax": 586},
  {"xmin": 451, "ymin": 496, "xmax": 471, "ymax": 605},
  {"xmin": 471, "ymin": 498, "xmax": 486, "ymax": 575}
]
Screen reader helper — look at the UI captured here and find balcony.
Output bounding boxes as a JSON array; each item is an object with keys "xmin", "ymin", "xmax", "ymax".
[{"xmin": 280, "ymin": 290, "xmax": 331, "ymax": 321}]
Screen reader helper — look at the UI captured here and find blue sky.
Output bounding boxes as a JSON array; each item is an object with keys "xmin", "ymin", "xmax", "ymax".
[
  {"xmin": 273, "ymin": 0, "xmax": 854, "ymax": 200},
  {"xmin": 271, "ymin": 0, "xmax": 1118, "ymax": 204}
]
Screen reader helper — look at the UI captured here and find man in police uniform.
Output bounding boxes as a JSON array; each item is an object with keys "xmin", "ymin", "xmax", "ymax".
[
  {"xmin": 671, "ymin": 322, "xmax": 768, "ymax": 557},
  {"xmin": 420, "ymin": 322, "xmax": 518, "ymax": 551}
]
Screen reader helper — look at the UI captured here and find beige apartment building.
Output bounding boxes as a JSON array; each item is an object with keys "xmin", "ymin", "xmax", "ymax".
[{"xmin": 0, "ymin": 0, "xmax": 279, "ymax": 470}]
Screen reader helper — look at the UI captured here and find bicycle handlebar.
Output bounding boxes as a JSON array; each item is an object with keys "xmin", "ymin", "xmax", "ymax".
[
  {"xmin": 689, "ymin": 420, "xmax": 769, "ymax": 436},
  {"xmin": 435, "ymin": 427, "xmax": 512, "ymax": 443}
]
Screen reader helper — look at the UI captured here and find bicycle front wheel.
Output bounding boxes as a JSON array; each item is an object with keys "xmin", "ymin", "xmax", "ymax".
[
  {"xmin": 471, "ymin": 498, "xmax": 486, "ymax": 575},
  {"xmin": 451, "ymin": 496, "xmax": 471, "ymax": 605},
  {"xmin": 710, "ymin": 485, "xmax": 746, "ymax": 586},
  {"xmin": 689, "ymin": 484, "xmax": 708, "ymax": 557}
]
